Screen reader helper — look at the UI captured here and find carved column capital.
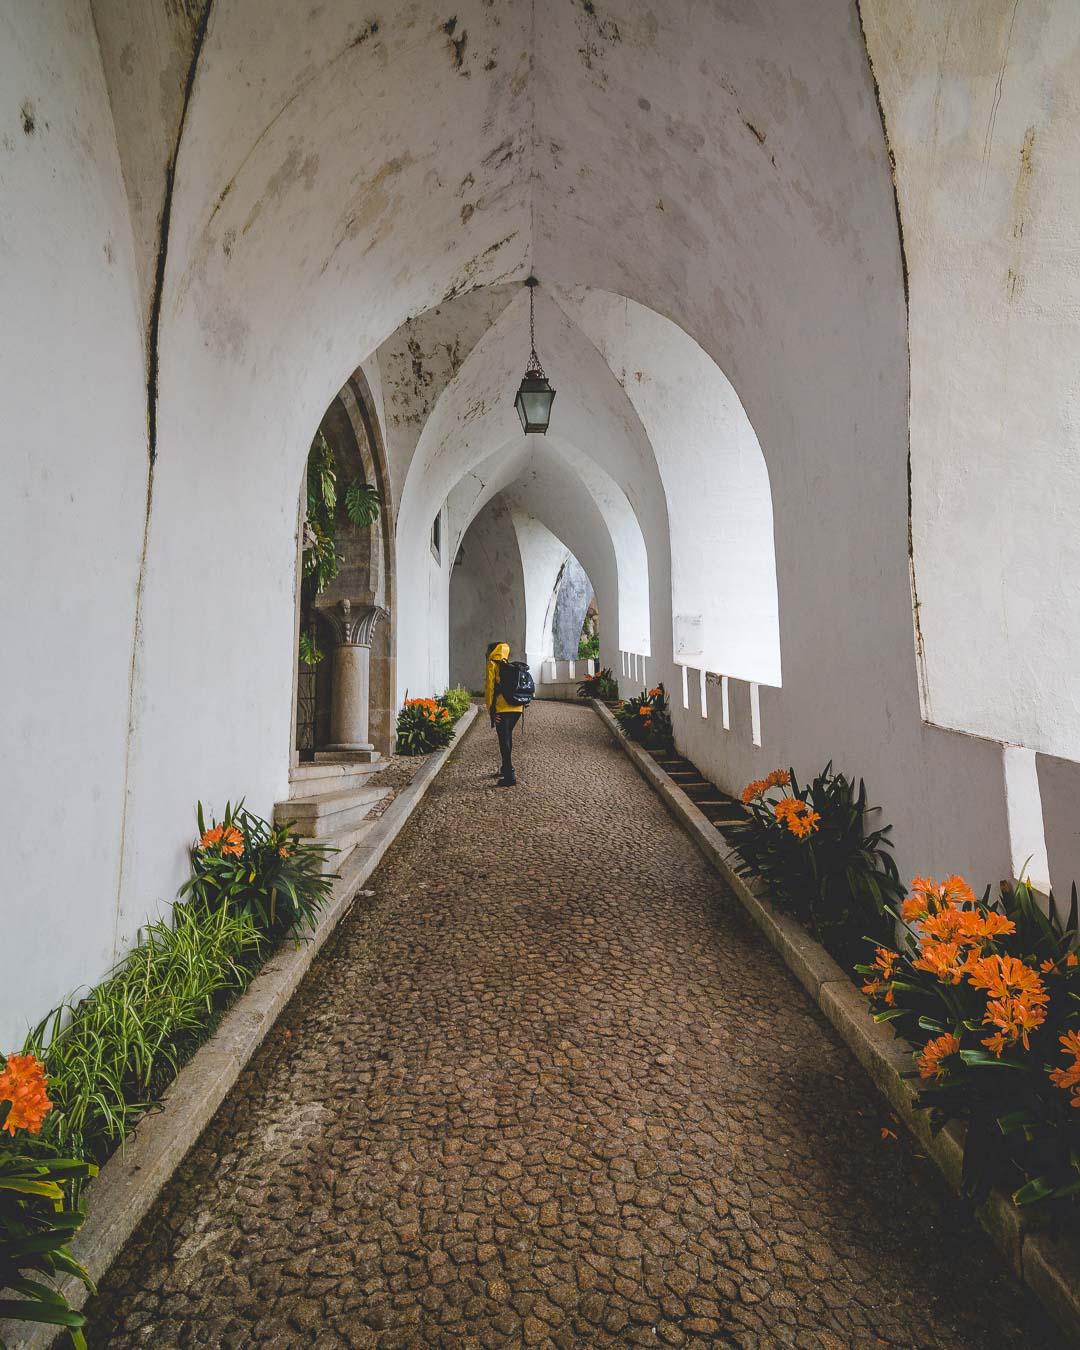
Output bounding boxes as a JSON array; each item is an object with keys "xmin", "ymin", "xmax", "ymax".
[{"xmin": 316, "ymin": 598, "xmax": 387, "ymax": 648}]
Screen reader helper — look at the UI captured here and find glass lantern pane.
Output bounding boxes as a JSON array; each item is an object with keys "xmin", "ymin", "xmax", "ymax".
[{"xmin": 524, "ymin": 390, "xmax": 552, "ymax": 422}]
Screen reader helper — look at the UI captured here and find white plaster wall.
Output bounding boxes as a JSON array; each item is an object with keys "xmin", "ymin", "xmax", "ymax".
[
  {"xmin": 555, "ymin": 287, "xmax": 780, "ymax": 687},
  {"xmin": 1035, "ymin": 753, "xmax": 1080, "ymax": 901},
  {"xmin": 862, "ymin": 2, "xmax": 1080, "ymax": 760},
  {"xmin": 0, "ymin": 7, "xmax": 148, "ymax": 1046}
]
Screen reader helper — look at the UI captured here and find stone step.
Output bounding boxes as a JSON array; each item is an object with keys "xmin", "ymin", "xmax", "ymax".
[
  {"xmin": 313, "ymin": 820, "xmax": 378, "ymax": 873},
  {"xmin": 274, "ymin": 785, "xmax": 391, "ymax": 838},
  {"xmin": 288, "ymin": 760, "xmax": 383, "ymax": 799},
  {"xmin": 313, "ymin": 748, "xmax": 381, "ymax": 764}
]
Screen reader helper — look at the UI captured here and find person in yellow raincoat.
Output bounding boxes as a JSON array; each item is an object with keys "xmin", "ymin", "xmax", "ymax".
[{"xmin": 485, "ymin": 641, "xmax": 523, "ymax": 786}]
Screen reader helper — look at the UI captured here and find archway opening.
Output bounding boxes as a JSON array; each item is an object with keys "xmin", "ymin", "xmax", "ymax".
[{"xmin": 290, "ymin": 372, "xmax": 395, "ymax": 765}]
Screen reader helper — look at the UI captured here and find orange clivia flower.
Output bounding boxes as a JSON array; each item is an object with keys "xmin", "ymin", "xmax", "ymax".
[
  {"xmin": 919, "ymin": 1032, "xmax": 961, "ymax": 1081},
  {"xmin": 966, "ymin": 954, "xmax": 1049, "ymax": 1005},
  {"xmin": 913, "ymin": 940, "xmax": 967, "ymax": 984},
  {"xmin": 0, "ymin": 1053, "xmax": 52, "ymax": 1135},
  {"xmin": 278, "ymin": 845, "xmax": 290, "ymax": 859},
  {"xmin": 786, "ymin": 807, "xmax": 821, "ymax": 839},
  {"xmin": 648, "ymin": 687, "xmax": 663, "ymax": 698},
  {"xmin": 220, "ymin": 825, "xmax": 243, "ymax": 858},
  {"xmin": 940, "ymin": 874, "xmax": 978, "ymax": 908},
  {"xmin": 902, "ymin": 874, "xmax": 978, "ymax": 922},
  {"xmin": 982, "ymin": 996, "xmax": 1046, "ymax": 1052},
  {"xmin": 861, "ymin": 948, "xmax": 900, "ymax": 1005},
  {"xmin": 966, "ymin": 954, "xmax": 1050, "ymax": 1053},
  {"xmin": 772, "ymin": 797, "xmax": 820, "ymax": 838},
  {"xmin": 200, "ymin": 823, "xmax": 243, "ymax": 857},
  {"xmin": 1049, "ymin": 1030, "xmax": 1080, "ymax": 1107},
  {"xmin": 741, "ymin": 770, "xmax": 791, "ymax": 805}
]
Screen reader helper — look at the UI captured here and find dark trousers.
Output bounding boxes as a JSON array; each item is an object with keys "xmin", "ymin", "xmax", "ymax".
[{"xmin": 495, "ymin": 713, "xmax": 518, "ymax": 781}]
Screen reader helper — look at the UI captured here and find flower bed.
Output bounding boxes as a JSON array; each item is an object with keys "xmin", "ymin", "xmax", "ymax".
[
  {"xmin": 859, "ymin": 874, "xmax": 1080, "ymax": 1210},
  {"xmin": 396, "ymin": 697, "xmax": 455, "ymax": 756},
  {"xmin": 725, "ymin": 764, "xmax": 903, "ymax": 973},
  {"xmin": 577, "ymin": 667, "xmax": 618, "ymax": 701},
  {"xmin": 0, "ymin": 1055, "xmax": 95, "ymax": 1345},
  {"xmin": 614, "ymin": 684, "xmax": 673, "ymax": 751},
  {"xmin": 2, "ymin": 804, "xmax": 334, "ymax": 1342}
]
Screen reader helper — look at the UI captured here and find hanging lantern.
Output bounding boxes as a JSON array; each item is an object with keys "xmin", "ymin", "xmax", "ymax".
[{"xmin": 514, "ymin": 277, "xmax": 556, "ymax": 434}]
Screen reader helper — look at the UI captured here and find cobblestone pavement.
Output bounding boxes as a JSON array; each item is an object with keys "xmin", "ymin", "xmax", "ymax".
[{"xmin": 87, "ymin": 702, "xmax": 1059, "ymax": 1348}]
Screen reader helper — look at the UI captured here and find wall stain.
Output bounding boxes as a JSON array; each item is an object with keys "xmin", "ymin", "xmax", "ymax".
[
  {"xmin": 573, "ymin": 0, "xmax": 620, "ymax": 85},
  {"xmin": 443, "ymin": 16, "xmax": 469, "ymax": 72},
  {"xmin": 202, "ymin": 17, "xmax": 385, "ymax": 244},
  {"xmin": 20, "ymin": 100, "xmax": 35, "ymax": 135},
  {"xmin": 1007, "ymin": 126, "xmax": 1035, "ymax": 302},
  {"xmin": 351, "ymin": 19, "xmax": 379, "ymax": 47}
]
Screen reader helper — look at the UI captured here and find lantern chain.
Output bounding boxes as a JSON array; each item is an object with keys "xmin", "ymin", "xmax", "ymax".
[{"xmin": 525, "ymin": 279, "xmax": 546, "ymax": 379}]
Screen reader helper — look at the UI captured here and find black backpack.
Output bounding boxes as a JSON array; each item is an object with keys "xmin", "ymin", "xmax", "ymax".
[{"xmin": 498, "ymin": 660, "xmax": 535, "ymax": 707}]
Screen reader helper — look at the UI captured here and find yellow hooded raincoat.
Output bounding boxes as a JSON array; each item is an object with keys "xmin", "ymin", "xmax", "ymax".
[{"xmin": 485, "ymin": 642, "xmax": 523, "ymax": 716}]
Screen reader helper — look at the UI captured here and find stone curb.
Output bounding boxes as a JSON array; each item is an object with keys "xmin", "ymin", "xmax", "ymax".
[
  {"xmin": 590, "ymin": 699, "xmax": 1080, "ymax": 1345},
  {"xmin": 4, "ymin": 706, "xmax": 479, "ymax": 1350}
]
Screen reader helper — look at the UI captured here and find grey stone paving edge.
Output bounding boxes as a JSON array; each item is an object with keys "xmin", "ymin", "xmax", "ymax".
[
  {"xmin": 4, "ymin": 706, "xmax": 479, "ymax": 1350},
  {"xmin": 590, "ymin": 698, "xmax": 1080, "ymax": 1346}
]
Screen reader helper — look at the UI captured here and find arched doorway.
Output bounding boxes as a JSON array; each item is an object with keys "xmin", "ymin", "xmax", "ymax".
[{"xmin": 292, "ymin": 368, "xmax": 395, "ymax": 764}]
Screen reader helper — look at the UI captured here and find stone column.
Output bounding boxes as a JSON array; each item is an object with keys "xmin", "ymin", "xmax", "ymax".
[{"xmin": 320, "ymin": 600, "xmax": 386, "ymax": 753}]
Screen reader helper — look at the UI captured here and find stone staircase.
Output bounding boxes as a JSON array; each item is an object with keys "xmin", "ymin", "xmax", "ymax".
[
  {"xmin": 274, "ymin": 755, "xmax": 390, "ymax": 871},
  {"xmin": 645, "ymin": 749, "xmax": 748, "ymax": 834}
]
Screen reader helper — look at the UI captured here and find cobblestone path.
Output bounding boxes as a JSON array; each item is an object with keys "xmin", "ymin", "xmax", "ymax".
[{"xmin": 87, "ymin": 702, "xmax": 1057, "ymax": 1347}]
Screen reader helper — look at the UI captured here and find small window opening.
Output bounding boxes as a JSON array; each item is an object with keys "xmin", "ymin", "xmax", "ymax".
[
  {"xmin": 681, "ymin": 665, "xmax": 690, "ymax": 710},
  {"xmin": 431, "ymin": 510, "xmax": 442, "ymax": 562},
  {"xmin": 721, "ymin": 675, "xmax": 730, "ymax": 731},
  {"xmin": 699, "ymin": 668, "xmax": 708, "ymax": 718}
]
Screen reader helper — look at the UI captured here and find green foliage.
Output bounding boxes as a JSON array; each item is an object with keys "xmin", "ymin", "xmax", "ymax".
[
  {"xmin": 437, "ymin": 686, "xmax": 472, "ymax": 724},
  {"xmin": 302, "ymin": 433, "xmax": 382, "ymax": 600},
  {"xmin": 24, "ymin": 901, "xmax": 263, "ymax": 1165},
  {"xmin": 577, "ymin": 668, "xmax": 618, "ymax": 701},
  {"xmin": 577, "ymin": 630, "xmax": 600, "ymax": 661},
  {"xmin": 0, "ymin": 1140, "xmax": 97, "ymax": 1347},
  {"xmin": 344, "ymin": 479, "xmax": 381, "ymax": 529},
  {"xmin": 614, "ymin": 684, "xmax": 673, "ymax": 751},
  {"xmin": 859, "ymin": 877, "xmax": 1080, "ymax": 1209},
  {"xmin": 298, "ymin": 630, "xmax": 324, "ymax": 666},
  {"xmin": 726, "ymin": 763, "xmax": 902, "ymax": 968},
  {"xmin": 303, "ymin": 431, "xmax": 341, "ymax": 595},
  {"xmin": 179, "ymin": 801, "xmax": 336, "ymax": 941},
  {"xmin": 24, "ymin": 803, "xmax": 334, "ymax": 1169},
  {"xmin": 396, "ymin": 699, "xmax": 455, "ymax": 756}
]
